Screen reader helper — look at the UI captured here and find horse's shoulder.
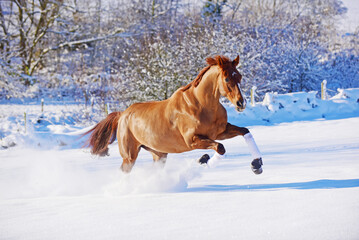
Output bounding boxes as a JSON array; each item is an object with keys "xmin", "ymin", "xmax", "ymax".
[
  {"xmin": 216, "ymin": 104, "xmax": 228, "ymax": 124},
  {"xmin": 218, "ymin": 103, "xmax": 228, "ymax": 117}
]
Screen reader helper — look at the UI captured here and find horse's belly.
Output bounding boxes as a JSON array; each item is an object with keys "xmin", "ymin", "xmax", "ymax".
[
  {"xmin": 129, "ymin": 116, "xmax": 189, "ymax": 153},
  {"xmin": 139, "ymin": 128, "xmax": 189, "ymax": 153}
]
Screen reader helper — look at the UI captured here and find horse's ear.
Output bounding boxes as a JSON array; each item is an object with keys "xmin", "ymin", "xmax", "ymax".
[
  {"xmin": 232, "ymin": 55, "xmax": 240, "ymax": 66},
  {"xmin": 217, "ymin": 56, "xmax": 225, "ymax": 67}
]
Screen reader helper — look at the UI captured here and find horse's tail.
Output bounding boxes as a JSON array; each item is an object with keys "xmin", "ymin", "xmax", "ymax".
[{"xmin": 84, "ymin": 112, "xmax": 121, "ymax": 156}]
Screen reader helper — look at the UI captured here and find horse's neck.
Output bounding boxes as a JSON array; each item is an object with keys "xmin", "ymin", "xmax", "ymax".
[{"xmin": 193, "ymin": 66, "xmax": 221, "ymax": 109}]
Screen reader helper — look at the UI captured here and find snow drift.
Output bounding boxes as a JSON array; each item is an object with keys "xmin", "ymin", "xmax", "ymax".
[
  {"xmin": 1, "ymin": 88, "xmax": 359, "ymax": 150},
  {"xmin": 227, "ymin": 88, "xmax": 359, "ymax": 126}
]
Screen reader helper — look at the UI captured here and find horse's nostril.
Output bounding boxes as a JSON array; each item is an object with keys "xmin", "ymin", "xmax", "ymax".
[{"xmin": 236, "ymin": 101, "xmax": 242, "ymax": 107}]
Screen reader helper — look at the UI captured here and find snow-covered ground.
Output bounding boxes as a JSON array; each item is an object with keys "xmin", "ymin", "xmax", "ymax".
[{"xmin": 1, "ymin": 89, "xmax": 359, "ymax": 240}]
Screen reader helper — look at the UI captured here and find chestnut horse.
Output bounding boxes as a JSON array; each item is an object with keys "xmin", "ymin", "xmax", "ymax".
[{"xmin": 86, "ymin": 55, "xmax": 263, "ymax": 174}]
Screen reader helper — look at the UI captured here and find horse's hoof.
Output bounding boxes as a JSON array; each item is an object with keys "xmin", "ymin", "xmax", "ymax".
[
  {"xmin": 217, "ymin": 143, "xmax": 226, "ymax": 155},
  {"xmin": 251, "ymin": 158, "xmax": 263, "ymax": 175},
  {"xmin": 252, "ymin": 167, "xmax": 263, "ymax": 175},
  {"xmin": 198, "ymin": 154, "xmax": 210, "ymax": 165}
]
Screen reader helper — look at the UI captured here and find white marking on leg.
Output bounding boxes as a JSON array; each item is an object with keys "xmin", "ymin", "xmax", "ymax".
[
  {"xmin": 207, "ymin": 152, "xmax": 223, "ymax": 168},
  {"xmin": 243, "ymin": 133, "xmax": 261, "ymax": 159}
]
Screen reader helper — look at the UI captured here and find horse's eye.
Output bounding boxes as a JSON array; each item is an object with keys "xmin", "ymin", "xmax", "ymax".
[{"xmin": 225, "ymin": 78, "xmax": 229, "ymax": 83}]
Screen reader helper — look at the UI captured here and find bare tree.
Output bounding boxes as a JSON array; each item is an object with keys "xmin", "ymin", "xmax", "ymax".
[{"xmin": 0, "ymin": 0, "xmax": 66, "ymax": 85}]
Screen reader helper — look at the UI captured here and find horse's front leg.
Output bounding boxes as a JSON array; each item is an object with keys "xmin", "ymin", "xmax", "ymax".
[
  {"xmin": 213, "ymin": 123, "xmax": 263, "ymax": 174},
  {"xmin": 216, "ymin": 123, "xmax": 249, "ymax": 140},
  {"xmin": 188, "ymin": 134, "xmax": 226, "ymax": 155}
]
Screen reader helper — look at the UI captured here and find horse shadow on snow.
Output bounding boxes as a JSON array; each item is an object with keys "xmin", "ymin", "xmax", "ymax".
[{"xmin": 186, "ymin": 179, "xmax": 359, "ymax": 192}]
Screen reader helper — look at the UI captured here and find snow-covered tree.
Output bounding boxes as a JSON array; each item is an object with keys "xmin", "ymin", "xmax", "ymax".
[{"xmin": 1, "ymin": 0, "xmax": 357, "ymax": 105}]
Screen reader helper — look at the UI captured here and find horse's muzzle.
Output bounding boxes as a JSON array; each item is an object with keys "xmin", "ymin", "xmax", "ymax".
[
  {"xmin": 236, "ymin": 99, "xmax": 246, "ymax": 112},
  {"xmin": 236, "ymin": 107, "xmax": 245, "ymax": 112}
]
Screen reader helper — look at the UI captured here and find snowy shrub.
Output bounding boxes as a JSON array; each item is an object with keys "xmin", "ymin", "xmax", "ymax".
[{"xmin": 1, "ymin": 0, "xmax": 357, "ymax": 105}]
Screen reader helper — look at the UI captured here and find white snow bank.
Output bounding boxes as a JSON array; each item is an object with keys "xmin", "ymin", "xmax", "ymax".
[
  {"xmin": 0, "ymin": 104, "xmax": 100, "ymax": 149},
  {"xmin": 227, "ymin": 88, "xmax": 359, "ymax": 126},
  {"xmin": 1, "ymin": 88, "xmax": 359, "ymax": 149}
]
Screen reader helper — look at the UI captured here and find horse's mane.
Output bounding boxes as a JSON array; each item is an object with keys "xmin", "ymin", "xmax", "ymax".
[{"xmin": 181, "ymin": 55, "xmax": 231, "ymax": 91}]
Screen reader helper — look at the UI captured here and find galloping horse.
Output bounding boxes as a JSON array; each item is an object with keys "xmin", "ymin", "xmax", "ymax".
[{"xmin": 85, "ymin": 55, "xmax": 263, "ymax": 174}]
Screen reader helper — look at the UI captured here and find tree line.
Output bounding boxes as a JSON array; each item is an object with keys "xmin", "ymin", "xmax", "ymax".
[{"xmin": 0, "ymin": 0, "xmax": 358, "ymax": 108}]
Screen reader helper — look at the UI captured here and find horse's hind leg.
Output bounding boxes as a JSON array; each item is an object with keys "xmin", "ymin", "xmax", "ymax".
[
  {"xmin": 152, "ymin": 152, "xmax": 167, "ymax": 166},
  {"xmin": 142, "ymin": 146, "xmax": 168, "ymax": 167},
  {"xmin": 121, "ymin": 156, "xmax": 137, "ymax": 172},
  {"xmin": 118, "ymin": 133, "xmax": 141, "ymax": 173}
]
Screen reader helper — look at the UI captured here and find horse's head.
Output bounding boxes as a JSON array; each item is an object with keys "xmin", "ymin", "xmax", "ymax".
[
  {"xmin": 216, "ymin": 55, "xmax": 247, "ymax": 112},
  {"xmin": 182, "ymin": 55, "xmax": 247, "ymax": 112}
]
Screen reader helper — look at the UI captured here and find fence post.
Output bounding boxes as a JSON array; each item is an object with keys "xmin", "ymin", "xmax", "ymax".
[
  {"xmin": 105, "ymin": 103, "xmax": 109, "ymax": 115},
  {"xmin": 321, "ymin": 80, "xmax": 327, "ymax": 100},
  {"xmin": 250, "ymin": 86, "xmax": 257, "ymax": 106},
  {"xmin": 24, "ymin": 112, "xmax": 27, "ymax": 133},
  {"xmin": 41, "ymin": 98, "xmax": 44, "ymax": 112},
  {"xmin": 107, "ymin": 103, "xmax": 111, "ymax": 114}
]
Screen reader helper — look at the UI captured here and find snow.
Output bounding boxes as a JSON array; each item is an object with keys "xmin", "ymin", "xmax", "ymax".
[
  {"xmin": 341, "ymin": 0, "xmax": 359, "ymax": 32},
  {"xmin": 1, "ymin": 89, "xmax": 359, "ymax": 239},
  {"xmin": 227, "ymin": 88, "xmax": 359, "ymax": 126}
]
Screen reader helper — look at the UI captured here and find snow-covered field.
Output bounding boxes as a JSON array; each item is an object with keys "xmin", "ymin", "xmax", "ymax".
[{"xmin": 1, "ymin": 90, "xmax": 359, "ymax": 240}]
